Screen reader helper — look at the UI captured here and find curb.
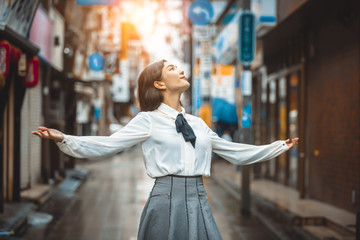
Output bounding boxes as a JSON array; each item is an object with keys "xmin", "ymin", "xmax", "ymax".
[{"xmin": 0, "ymin": 168, "xmax": 89, "ymax": 239}]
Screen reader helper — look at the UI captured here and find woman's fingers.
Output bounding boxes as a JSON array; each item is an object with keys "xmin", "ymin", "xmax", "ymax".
[
  {"xmin": 32, "ymin": 126, "xmax": 62, "ymax": 141},
  {"xmin": 285, "ymin": 137, "xmax": 299, "ymax": 149},
  {"xmin": 31, "ymin": 131, "xmax": 42, "ymax": 138}
]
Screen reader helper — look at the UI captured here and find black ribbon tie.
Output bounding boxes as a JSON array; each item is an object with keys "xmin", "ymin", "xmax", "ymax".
[{"xmin": 175, "ymin": 113, "xmax": 196, "ymax": 148}]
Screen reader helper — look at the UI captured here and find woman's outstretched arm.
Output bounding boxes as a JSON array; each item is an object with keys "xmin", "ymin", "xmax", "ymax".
[
  {"xmin": 200, "ymin": 119, "xmax": 298, "ymax": 165},
  {"xmin": 32, "ymin": 112, "xmax": 151, "ymax": 159}
]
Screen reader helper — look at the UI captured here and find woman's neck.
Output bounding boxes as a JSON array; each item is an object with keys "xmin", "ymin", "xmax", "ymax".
[{"xmin": 162, "ymin": 93, "xmax": 182, "ymax": 112}]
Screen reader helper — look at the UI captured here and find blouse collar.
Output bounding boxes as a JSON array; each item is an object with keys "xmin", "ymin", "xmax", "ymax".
[{"xmin": 157, "ymin": 103, "xmax": 186, "ymax": 119}]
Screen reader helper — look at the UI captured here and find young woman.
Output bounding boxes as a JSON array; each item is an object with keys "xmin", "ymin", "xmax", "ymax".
[{"xmin": 32, "ymin": 60, "xmax": 299, "ymax": 240}]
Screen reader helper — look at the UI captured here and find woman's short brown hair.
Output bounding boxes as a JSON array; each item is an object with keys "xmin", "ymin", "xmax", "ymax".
[{"xmin": 137, "ymin": 59, "xmax": 167, "ymax": 111}]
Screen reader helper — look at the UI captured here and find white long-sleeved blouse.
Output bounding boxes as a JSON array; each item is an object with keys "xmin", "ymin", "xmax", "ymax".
[{"xmin": 57, "ymin": 103, "xmax": 289, "ymax": 178}]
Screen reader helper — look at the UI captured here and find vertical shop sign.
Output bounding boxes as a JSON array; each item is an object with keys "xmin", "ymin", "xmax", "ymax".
[
  {"xmin": 238, "ymin": 11, "xmax": 256, "ymax": 66},
  {"xmin": 112, "ymin": 60, "xmax": 129, "ymax": 102},
  {"xmin": 49, "ymin": 7, "xmax": 65, "ymax": 71},
  {"xmin": 29, "ymin": 6, "xmax": 53, "ymax": 63}
]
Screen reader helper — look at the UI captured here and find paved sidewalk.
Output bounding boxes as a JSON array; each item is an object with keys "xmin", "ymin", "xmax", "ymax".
[{"xmin": 211, "ymin": 159, "xmax": 357, "ymax": 240}]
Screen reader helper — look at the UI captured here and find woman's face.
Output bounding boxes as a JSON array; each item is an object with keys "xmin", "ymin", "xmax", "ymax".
[{"xmin": 159, "ymin": 62, "xmax": 190, "ymax": 93}]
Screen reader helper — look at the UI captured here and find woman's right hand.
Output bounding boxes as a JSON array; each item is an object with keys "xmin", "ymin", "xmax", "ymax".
[{"xmin": 32, "ymin": 126, "xmax": 64, "ymax": 143}]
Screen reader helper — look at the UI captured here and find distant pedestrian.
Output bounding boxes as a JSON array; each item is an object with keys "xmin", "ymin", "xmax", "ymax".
[
  {"xmin": 32, "ymin": 59, "xmax": 298, "ymax": 240},
  {"xmin": 221, "ymin": 130, "xmax": 232, "ymax": 142}
]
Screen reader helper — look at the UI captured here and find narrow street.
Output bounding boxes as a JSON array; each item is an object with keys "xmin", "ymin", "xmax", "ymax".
[{"xmin": 24, "ymin": 146, "xmax": 280, "ymax": 240}]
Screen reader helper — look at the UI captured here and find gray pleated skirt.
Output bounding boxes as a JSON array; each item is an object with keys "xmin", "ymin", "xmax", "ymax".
[{"xmin": 137, "ymin": 175, "xmax": 222, "ymax": 240}]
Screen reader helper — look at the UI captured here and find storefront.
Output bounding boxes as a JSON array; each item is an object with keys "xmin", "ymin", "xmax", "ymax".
[{"xmin": 0, "ymin": 0, "xmax": 40, "ymax": 211}]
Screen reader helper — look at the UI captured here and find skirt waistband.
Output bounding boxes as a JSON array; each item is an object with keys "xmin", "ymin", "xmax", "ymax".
[{"xmin": 155, "ymin": 175, "xmax": 203, "ymax": 186}]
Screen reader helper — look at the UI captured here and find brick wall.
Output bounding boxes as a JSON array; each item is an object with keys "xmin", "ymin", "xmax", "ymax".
[{"xmin": 306, "ymin": 0, "xmax": 360, "ymax": 213}]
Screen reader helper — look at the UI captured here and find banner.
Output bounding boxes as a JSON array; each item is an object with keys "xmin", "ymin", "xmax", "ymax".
[{"xmin": 211, "ymin": 65, "xmax": 238, "ymax": 124}]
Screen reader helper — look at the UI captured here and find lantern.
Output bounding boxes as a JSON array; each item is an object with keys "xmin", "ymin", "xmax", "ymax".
[{"xmin": 22, "ymin": 57, "xmax": 39, "ymax": 88}]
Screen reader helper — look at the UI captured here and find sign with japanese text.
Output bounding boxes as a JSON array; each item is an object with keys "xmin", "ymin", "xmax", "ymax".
[{"xmin": 238, "ymin": 11, "xmax": 256, "ymax": 66}]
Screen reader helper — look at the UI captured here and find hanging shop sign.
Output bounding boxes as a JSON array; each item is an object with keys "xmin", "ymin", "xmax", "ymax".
[
  {"xmin": 49, "ymin": 7, "xmax": 65, "ymax": 71},
  {"xmin": 22, "ymin": 57, "xmax": 39, "ymax": 88},
  {"xmin": 238, "ymin": 11, "xmax": 256, "ymax": 66},
  {"xmin": 241, "ymin": 70, "xmax": 252, "ymax": 96},
  {"xmin": 0, "ymin": 0, "xmax": 39, "ymax": 38},
  {"xmin": 214, "ymin": 10, "xmax": 241, "ymax": 65},
  {"xmin": 29, "ymin": 6, "xmax": 53, "ymax": 63},
  {"xmin": 73, "ymin": 49, "xmax": 85, "ymax": 79},
  {"xmin": 188, "ymin": 0, "xmax": 214, "ymax": 26},
  {"xmin": 112, "ymin": 60, "xmax": 129, "ymax": 102}
]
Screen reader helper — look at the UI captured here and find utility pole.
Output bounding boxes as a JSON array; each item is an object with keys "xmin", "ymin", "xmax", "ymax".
[{"xmin": 239, "ymin": 0, "xmax": 255, "ymax": 216}]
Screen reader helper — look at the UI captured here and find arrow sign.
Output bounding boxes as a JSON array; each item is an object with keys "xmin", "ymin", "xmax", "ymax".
[
  {"xmin": 188, "ymin": 0, "xmax": 214, "ymax": 26},
  {"xmin": 88, "ymin": 52, "xmax": 105, "ymax": 71},
  {"xmin": 238, "ymin": 11, "xmax": 256, "ymax": 66}
]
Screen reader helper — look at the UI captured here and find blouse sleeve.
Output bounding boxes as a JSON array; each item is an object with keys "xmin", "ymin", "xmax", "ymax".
[
  {"xmin": 201, "ymin": 119, "xmax": 289, "ymax": 165},
  {"xmin": 56, "ymin": 112, "xmax": 151, "ymax": 159}
]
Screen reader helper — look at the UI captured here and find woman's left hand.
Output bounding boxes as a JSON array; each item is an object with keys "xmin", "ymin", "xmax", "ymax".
[{"xmin": 286, "ymin": 138, "xmax": 299, "ymax": 149}]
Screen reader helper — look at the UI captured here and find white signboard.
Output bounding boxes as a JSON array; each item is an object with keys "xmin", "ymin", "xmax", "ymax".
[
  {"xmin": 112, "ymin": 60, "xmax": 130, "ymax": 102},
  {"xmin": 211, "ymin": 65, "xmax": 235, "ymax": 104},
  {"xmin": 241, "ymin": 70, "xmax": 252, "ymax": 96},
  {"xmin": 49, "ymin": 7, "xmax": 64, "ymax": 71}
]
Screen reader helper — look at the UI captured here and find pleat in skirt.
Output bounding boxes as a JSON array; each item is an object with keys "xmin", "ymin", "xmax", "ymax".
[{"xmin": 137, "ymin": 175, "xmax": 222, "ymax": 240}]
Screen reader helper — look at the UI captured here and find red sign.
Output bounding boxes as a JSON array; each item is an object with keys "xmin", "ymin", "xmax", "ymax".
[{"xmin": 22, "ymin": 57, "xmax": 39, "ymax": 88}]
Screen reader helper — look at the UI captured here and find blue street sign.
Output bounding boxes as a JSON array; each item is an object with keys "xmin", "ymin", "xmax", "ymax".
[
  {"xmin": 241, "ymin": 103, "xmax": 252, "ymax": 128},
  {"xmin": 188, "ymin": 0, "xmax": 214, "ymax": 26},
  {"xmin": 76, "ymin": 0, "xmax": 117, "ymax": 5},
  {"xmin": 88, "ymin": 52, "xmax": 105, "ymax": 71},
  {"xmin": 238, "ymin": 11, "xmax": 256, "ymax": 66}
]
